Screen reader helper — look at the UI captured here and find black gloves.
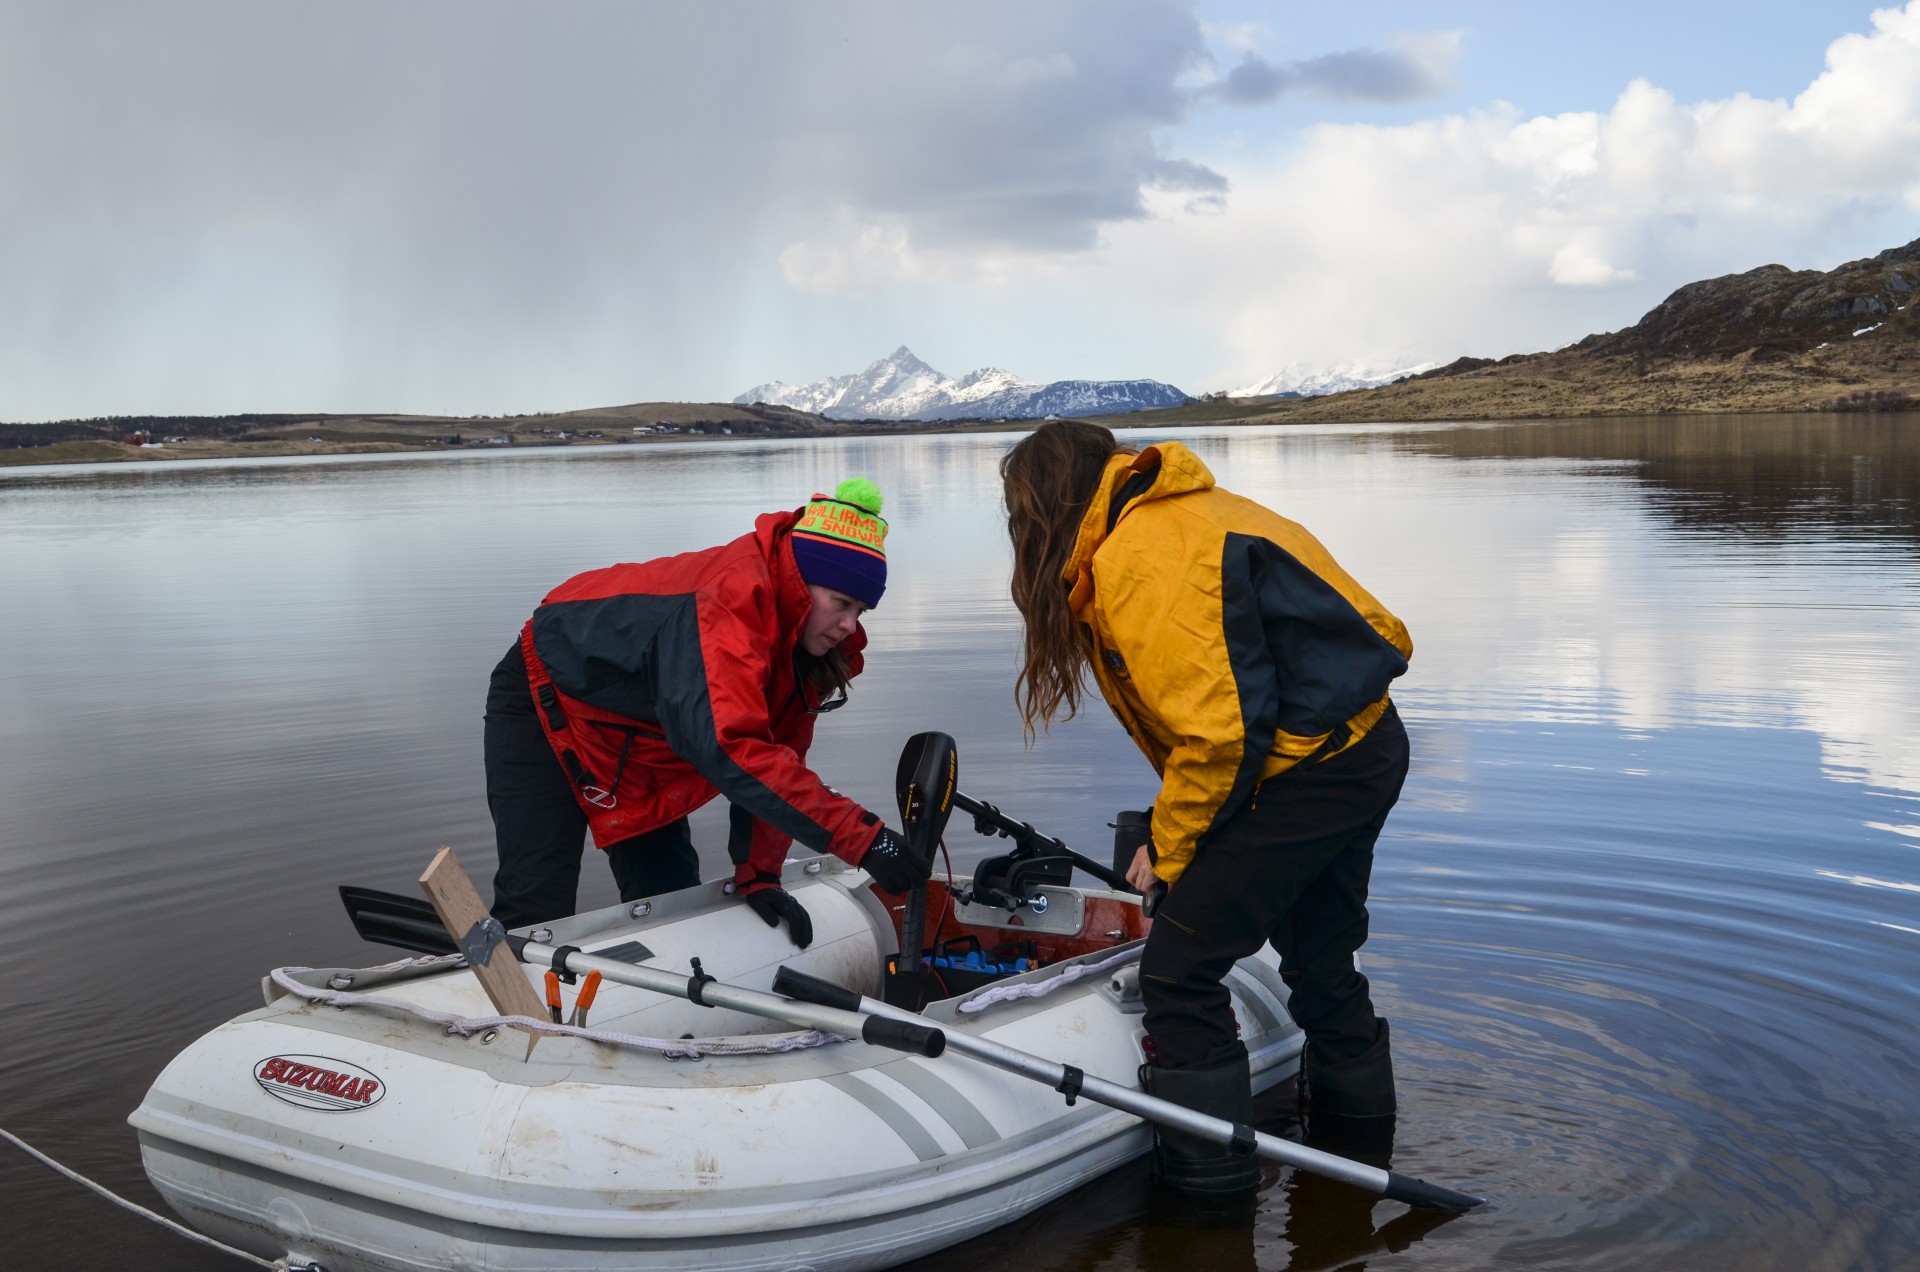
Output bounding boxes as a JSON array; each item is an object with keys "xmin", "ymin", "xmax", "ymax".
[
  {"xmin": 860, "ymin": 826, "xmax": 932, "ymax": 894},
  {"xmin": 739, "ymin": 874, "xmax": 814, "ymax": 949}
]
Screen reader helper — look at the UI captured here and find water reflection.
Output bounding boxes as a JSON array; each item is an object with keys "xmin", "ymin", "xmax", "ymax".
[
  {"xmin": 1380, "ymin": 413, "xmax": 1920, "ymax": 545},
  {"xmin": 1110, "ymin": 419, "xmax": 1920, "ymax": 803},
  {"xmin": 2, "ymin": 420, "xmax": 1918, "ymax": 1270}
]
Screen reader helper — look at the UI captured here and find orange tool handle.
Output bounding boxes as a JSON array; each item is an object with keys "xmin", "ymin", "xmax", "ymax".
[
  {"xmin": 576, "ymin": 970, "xmax": 603, "ymax": 1013},
  {"xmin": 544, "ymin": 969, "xmax": 563, "ymax": 1022}
]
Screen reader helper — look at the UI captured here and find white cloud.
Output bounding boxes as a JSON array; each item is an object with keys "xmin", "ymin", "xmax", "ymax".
[
  {"xmin": 1549, "ymin": 237, "xmax": 1641, "ymax": 287},
  {"xmin": 5, "ymin": 2, "xmax": 1920, "ymax": 417},
  {"xmin": 1080, "ymin": 1, "xmax": 1920, "ymax": 385},
  {"xmin": 777, "ymin": 221, "xmax": 1042, "ymax": 296},
  {"xmin": 1204, "ymin": 21, "xmax": 1263, "ymax": 54},
  {"xmin": 779, "ymin": 228, "xmax": 913, "ymax": 297},
  {"xmin": 0, "ymin": 0, "xmax": 1214, "ymax": 417},
  {"xmin": 765, "ymin": 5, "xmax": 1920, "ymax": 391}
]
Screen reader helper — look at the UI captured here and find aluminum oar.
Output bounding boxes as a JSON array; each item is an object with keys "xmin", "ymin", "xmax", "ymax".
[
  {"xmin": 512, "ymin": 940, "xmax": 947, "ymax": 1058},
  {"xmin": 772, "ymin": 966, "xmax": 1484, "ymax": 1213},
  {"xmin": 334, "ymin": 883, "xmax": 947, "ymax": 1058}
]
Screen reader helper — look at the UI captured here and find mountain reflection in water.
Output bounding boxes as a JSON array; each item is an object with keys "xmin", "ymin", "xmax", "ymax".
[{"xmin": 1, "ymin": 415, "xmax": 1915, "ymax": 1271}]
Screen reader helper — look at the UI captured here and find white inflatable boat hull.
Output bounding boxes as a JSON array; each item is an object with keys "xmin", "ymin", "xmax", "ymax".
[{"xmin": 131, "ymin": 861, "xmax": 1302, "ymax": 1271}]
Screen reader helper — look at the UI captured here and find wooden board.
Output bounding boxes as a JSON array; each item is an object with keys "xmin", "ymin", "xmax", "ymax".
[{"xmin": 419, "ymin": 846, "xmax": 548, "ymax": 1055}]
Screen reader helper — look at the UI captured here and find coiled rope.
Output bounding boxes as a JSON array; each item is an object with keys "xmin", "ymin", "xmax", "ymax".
[
  {"xmin": 269, "ymin": 965, "xmax": 848, "ymax": 1059},
  {"xmin": 955, "ymin": 945, "xmax": 1142, "ymax": 1014},
  {"xmin": 1, "ymin": 1125, "xmax": 305, "ymax": 1270}
]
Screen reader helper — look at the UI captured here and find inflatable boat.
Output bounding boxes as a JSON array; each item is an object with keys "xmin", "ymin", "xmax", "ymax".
[{"xmin": 129, "ymin": 857, "xmax": 1305, "ymax": 1271}]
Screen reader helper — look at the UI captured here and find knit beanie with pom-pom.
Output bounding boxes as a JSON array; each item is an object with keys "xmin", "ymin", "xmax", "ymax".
[{"xmin": 789, "ymin": 477, "xmax": 888, "ymax": 608}]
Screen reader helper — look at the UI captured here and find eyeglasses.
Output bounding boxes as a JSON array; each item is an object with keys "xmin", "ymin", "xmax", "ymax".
[{"xmin": 805, "ymin": 686, "xmax": 849, "ymax": 714}]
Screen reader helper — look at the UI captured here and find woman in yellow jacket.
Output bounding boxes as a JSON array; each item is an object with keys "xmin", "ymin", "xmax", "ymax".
[{"xmin": 1001, "ymin": 421, "xmax": 1413, "ymax": 1194}]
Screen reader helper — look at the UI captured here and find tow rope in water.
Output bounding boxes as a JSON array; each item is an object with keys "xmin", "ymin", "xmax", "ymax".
[{"xmin": 1, "ymin": 1125, "xmax": 308, "ymax": 1270}]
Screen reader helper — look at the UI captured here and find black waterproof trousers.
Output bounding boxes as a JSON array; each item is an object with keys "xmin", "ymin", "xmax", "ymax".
[
  {"xmin": 484, "ymin": 644, "xmax": 700, "ymax": 930},
  {"xmin": 1139, "ymin": 703, "xmax": 1409, "ymax": 1071}
]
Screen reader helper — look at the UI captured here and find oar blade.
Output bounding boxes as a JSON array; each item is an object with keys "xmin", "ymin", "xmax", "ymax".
[
  {"xmin": 1383, "ymin": 1170, "xmax": 1487, "ymax": 1213},
  {"xmin": 339, "ymin": 884, "xmax": 458, "ymax": 955}
]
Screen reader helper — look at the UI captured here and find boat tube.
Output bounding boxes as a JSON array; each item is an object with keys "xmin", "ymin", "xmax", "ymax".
[{"xmin": 130, "ymin": 858, "xmax": 1302, "ymax": 1271}]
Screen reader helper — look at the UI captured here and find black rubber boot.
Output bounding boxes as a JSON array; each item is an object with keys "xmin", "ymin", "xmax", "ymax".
[
  {"xmin": 1302, "ymin": 1017, "xmax": 1396, "ymax": 1119},
  {"xmin": 1142, "ymin": 1056, "xmax": 1260, "ymax": 1196}
]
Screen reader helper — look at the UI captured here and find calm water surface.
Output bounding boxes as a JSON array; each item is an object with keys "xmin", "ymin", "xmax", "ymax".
[{"xmin": 2, "ymin": 416, "xmax": 1916, "ymax": 1270}]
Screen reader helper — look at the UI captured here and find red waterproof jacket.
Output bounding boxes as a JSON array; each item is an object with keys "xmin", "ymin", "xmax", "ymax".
[{"xmin": 519, "ymin": 510, "xmax": 883, "ymax": 886}]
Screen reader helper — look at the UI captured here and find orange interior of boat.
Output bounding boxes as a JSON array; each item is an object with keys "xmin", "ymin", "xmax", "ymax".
[{"xmin": 876, "ymin": 877, "xmax": 1151, "ymax": 975}]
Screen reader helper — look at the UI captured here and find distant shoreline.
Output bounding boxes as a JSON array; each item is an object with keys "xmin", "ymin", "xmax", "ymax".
[
  {"xmin": 0, "ymin": 407, "xmax": 1041, "ymax": 470},
  {"xmin": 6, "ymin": 371, "xmax": 1916, "ymax": 470}
]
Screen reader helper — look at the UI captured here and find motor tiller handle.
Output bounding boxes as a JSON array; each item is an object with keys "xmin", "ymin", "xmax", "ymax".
[{"xmin": 950, "ymin": 790, "xmax": 1138, "ymax": 894}]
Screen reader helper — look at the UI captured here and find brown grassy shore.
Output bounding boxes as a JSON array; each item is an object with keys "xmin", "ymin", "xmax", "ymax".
[
  {"xmin": 1103, "ymin": 329, "xmax": 1920, "ymax": 433},
  {"xmin": 0, "ymin": 401, "xmax": 1031, "ymax": 469}
]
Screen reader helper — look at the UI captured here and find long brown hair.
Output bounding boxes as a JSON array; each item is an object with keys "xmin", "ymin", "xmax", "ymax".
[
  {"xmin": 1000, "ymin": 421, "xmax": 1136, "ymax": 740},
  {"xmin": 797, "ymin": 645, "xmax": 853, "ymax": 700}
]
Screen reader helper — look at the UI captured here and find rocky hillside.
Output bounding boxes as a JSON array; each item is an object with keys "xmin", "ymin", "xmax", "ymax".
[
  {"xmin": 1569, "ymin": 240, "xmax": 1916, "ymax": 363},
  {"xmin": 1133, "ymin": 238, "xmax": 1920, "ymax": 426}
]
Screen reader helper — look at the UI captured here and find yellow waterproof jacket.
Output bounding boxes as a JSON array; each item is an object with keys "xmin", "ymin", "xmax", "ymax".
[{"xmin": 1065, "ymin": 443, "xmax": 1412, "ymax": 883}]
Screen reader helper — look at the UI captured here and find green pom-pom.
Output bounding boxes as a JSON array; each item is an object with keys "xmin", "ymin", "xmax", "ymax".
[{"xmin": 835, "ymin": 476, "xmax": 883, "ymax": 515}]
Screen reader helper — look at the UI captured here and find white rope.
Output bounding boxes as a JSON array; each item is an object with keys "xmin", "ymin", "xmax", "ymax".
[
  {"xmin": 269, "ymin": 967, "xmax": 848, "ymax": 1059},
  {"xmin": 360, "ymin": 953, "xmax": 465, "ymax": 972},
  {"xmin": 955, "ymin": 945, "xmax": 1142, "ymax": 1015},
  {"xmin": 1, "ymin": 1125, "xmax": 299, "ymax": 1270}
]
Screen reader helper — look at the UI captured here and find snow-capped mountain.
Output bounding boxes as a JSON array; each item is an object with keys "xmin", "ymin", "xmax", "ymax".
[
  {"xmin": 737, "ymin": 347, "xmax": 1187, "ymax": 421},
  {"xmin": 739, "ymin": 347, "xmax": 962, "ymax": 418},
  {"xmin": 1227, "ymin": 359, "xmax": 1440, "ymax": 399}
]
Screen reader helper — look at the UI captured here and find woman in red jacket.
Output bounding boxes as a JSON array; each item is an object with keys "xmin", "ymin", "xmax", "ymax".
[{"xmin": 483, "ymin": 478, "xmax": 927, "ymax": 943}]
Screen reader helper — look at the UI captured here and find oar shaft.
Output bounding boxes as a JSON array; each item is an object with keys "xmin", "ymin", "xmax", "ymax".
[
  {"xmin": 772, "ymin": 967, "xmax": 1482, "ymax": 1212},
  {"xmin": 855, "ymin": 997, "xmax": 1391, "ymax": 1194},
  {"xmin": 515, "ymin": 945, "xmax": 947, "ymax": 1058}
]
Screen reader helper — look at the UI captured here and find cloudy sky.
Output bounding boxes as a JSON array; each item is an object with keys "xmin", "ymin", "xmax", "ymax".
[{"xmin": 3, "ymin": 0, "xmax": 1918, "ymax": 420}]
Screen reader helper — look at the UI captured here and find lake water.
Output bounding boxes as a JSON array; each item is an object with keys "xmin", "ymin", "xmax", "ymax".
[{"xmin": 2, "ymin": 416, "xmax": 1916, "ymax": 1271}]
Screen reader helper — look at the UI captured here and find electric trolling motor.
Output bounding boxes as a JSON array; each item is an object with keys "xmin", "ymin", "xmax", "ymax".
[
  {"xmin": 881, "ymin": 733, "xmax": 1160, "ymax": 1008},
  {"xmin": 883, "ymin": 731, "xmax": 957, "ymax": 1009}
]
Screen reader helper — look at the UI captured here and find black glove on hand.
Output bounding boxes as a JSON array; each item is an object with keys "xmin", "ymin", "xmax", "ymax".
[
  {"xmin": 740, "ymin": 874, "xmax": 814, "ymax": 949},
  {"xmin": 860, "ymin": 826, "xmax": 932, "ymax": 894}
]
